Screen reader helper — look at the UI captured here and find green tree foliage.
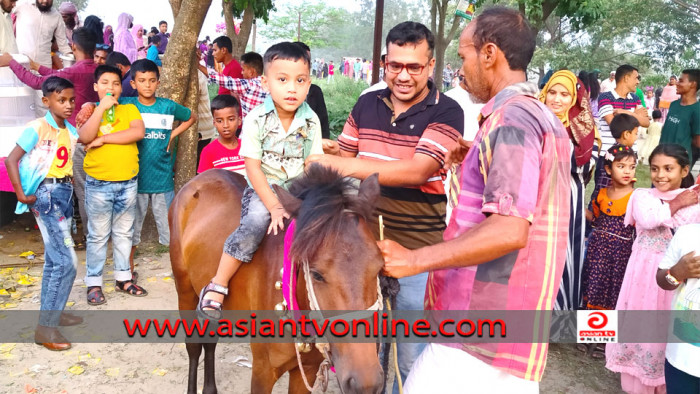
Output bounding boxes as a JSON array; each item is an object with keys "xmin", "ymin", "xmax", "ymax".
[
  {"xmin": 226, "ymin": 0, "xmax": 275, "ymax": 22},
  {"xmin": 259, "ymin": 1, "xmax": 351, "ymax": 49},
  {"xmin": 223, "ymin": 0, "xmax": 276, "ymax": 57}
]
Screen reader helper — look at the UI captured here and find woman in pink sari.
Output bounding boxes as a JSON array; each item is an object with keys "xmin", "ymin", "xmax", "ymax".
[
  {"xmin": 606, "ymin": 144, "xmax": 700, "ymax": 394},
  {"xmin": 132, "ymin": 24, "xmax": 147, "ymax": 59}
]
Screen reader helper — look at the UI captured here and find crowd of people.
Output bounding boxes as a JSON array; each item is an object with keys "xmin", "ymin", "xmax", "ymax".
[{"xmin": 0, "ymin": 1, "xmax": 699, "ymax": 393}]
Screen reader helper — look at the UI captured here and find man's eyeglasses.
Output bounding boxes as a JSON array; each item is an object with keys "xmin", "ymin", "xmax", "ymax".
[
  {"xmin": 385, "ymin": 61, "xmax": 430, "ymax": 76},
  {"xmin": 96, "ymin": 43, "xmax": 111, "ymax": 50}
]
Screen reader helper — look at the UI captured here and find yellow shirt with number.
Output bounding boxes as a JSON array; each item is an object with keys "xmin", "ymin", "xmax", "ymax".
[
  {"xmin": 45, "ymin": 127, "xmax": 74, "ymax": 178},
  {"xmin": 83, "ymin": 104, "xmax": 142, "ymax": 181}
]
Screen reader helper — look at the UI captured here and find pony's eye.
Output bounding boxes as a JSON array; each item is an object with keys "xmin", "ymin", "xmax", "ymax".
[{"xmin": 311, "ymin": 270, "xmax": 325, "ymax": 282}]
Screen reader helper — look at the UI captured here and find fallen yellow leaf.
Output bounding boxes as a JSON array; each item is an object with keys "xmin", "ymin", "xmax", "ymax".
[
  {"xmin": 66, "ymin": 301, "xmax": 75, "ymax": 307},
  {"xmin": 2, "ymin": 303, "xmax": 18, "ymax": 309},
  {"xmin": 147, "ymin": 277, "xmax": 156, "ymax": 283},
  {"xmin": 105, "ymin": 367, "xmax": 119, "ymax": 377},
  {"xmin": 78, "ymin": 353, "xmax": 92, "ymax": 362},
  {"xmin": 68, "ymin": 365, "xmax": 85, "ymax": 375},
  {"xmin": 0, "ymin": 289, "xmax": 9, "ymax": 296},
  {"xmin": 0, "ymin": 343, "xmax": 16, "ymax": 353},
  {"xmin": 151, "ymin": 368, "xmax": 167, "ymax": 376},
  {"xmin": 162, "ymin": 277, "xmax": 173, "ymax": 282}
]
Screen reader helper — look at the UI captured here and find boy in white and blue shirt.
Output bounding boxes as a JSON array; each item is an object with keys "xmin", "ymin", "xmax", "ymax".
[{"xmin": 4, "ymin": 77, "xmax": 80, "ymax": 350}]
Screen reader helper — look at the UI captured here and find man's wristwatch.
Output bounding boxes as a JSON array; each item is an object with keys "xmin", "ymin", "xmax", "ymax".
[{"xmin": 665, "ymin": 270, "xmax": 680, "ymax": 286}]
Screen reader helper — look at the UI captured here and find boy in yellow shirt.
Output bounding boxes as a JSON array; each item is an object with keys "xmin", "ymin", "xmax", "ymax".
[{"xmin": 78, "ymin": 65, "xmax": 147, "ymax": 305}]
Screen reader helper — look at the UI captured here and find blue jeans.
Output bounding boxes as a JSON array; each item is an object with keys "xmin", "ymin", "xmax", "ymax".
[
  {"xmin": 132, "ymin": 191, "xmax": 174, "ymax": 246},
  {"xmin": 223, "ymin": 187, "xmax": 270, "ymax": 263},
  {"xmin": 393, "ymin": 271, "xmax": 429, "ymax": 394},
  {"xmin": 85, "ymin": 176, "xmax": 137, "ymax": 287},
  {"xmin": 30, "ymin": 183, "xmax": 78, "ymax": 327},
  {"xmin": 665, "ymin": 359, "xmax": 700, "ymax": 394}
]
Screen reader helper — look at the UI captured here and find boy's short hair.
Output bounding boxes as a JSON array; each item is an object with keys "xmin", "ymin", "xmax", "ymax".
[
  {"xmin": 610, "ymin": 113, "xmax": 640, "ymax": 139},
  {"xmin": 213, "ymin": 35, "xmax": 232, "ymax": 53},
  {"xmin": 652, "ymin": 109, "xmax": 662, "ymax": 120},
  {"xmin": 159, "ymin": 20, "xmax": 167, "ymax": 26},
  {"xmin": 72, "ymin": 27, "xmax": 96, "ymax": 57},
  {"xmin": 293, "ymin": 41, "xmax": 311, "ymax": 53},
  {"xmin": 210, "ymin": 94, "xmax": 240, "ymax": 114},
  {"xmin": 241, "ymin": 52, "xmax": 263, "ymax": 75},
  {"xmin": 151, "ymin": 35, "xmax": 161, "ymax": 45},
  {"xmin": 263, "ymin": 42, "xmax": 310, "ymax": 73},
  {"xmin": 106, "ymin": 51, "xmax": 131, "ymax": 67},
  {"xmin": 94, "ymin": 64, "xmax": 122, "ymax": 81},
  {"xmin": 131, "ymin": 59, "xmax": 160, "ymax": 79},
  {"xmin": 42, "ymin": 76, "xmax": 74, "ymax": 96}
]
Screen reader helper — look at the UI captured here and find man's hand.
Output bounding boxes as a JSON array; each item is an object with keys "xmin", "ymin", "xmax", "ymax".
[
  {"xmin": 0, "ymin": 53, "xmax": 13, "ymax": 67},
  {"xmin": 635, "ymin": 106, "xmax": 651, "ymax": 120},
  {"xmin": 76, "ymin": 103, "xmax": 96, "ymax": 128},
  {"xmin": 305, "ymin": 153, "xmax": 339, "ymax": 168},
  {"xmin": 322, "ymin": 139, "xmax": 340, "ymax": 155},
  {"xmin": 85, "ymin": 135, "xmax": 105, "ymax": 151},
  {"xmin": 267, "ymin": 204, "xmax": 290, "ymax": 235},
  {"xmin": 18, "ymin": 194, "xmax": 37, "ymax": 205},
  {"xmin": 28, "ymin": 57, "xmax": 40, "ymax": 72},
  {"xmin": 378, "ymin": 239, "xmax": 422, "ymax": 279},
  {"xmin": 443, "ymin": 138, "xmax": 472, "ymax": 170},
  {"xmin": 670, "ymin": 251, "xmax": 700, "ymax": 282}
]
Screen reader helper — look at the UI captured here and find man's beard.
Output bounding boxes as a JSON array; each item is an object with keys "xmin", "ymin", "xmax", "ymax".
[{"xmin": 37, "ymin": 2, "xmax": 53, "ymax": 12}]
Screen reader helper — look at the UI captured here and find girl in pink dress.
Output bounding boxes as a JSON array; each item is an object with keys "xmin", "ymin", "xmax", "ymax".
[{"xmin": 606, "ymin": 144, "xmax": 700, "ymax": 394}]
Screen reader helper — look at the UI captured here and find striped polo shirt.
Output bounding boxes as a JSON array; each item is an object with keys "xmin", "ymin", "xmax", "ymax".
[
  {"xmin": 597, "ymin": 90, "xmax": 642, "ymax": 152},
  {"xmin": 338, "ymin": 82, "xmax": 463, "ymax": 249}
]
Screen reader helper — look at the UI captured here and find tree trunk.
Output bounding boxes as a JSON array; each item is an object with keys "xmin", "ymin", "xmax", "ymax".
[
  {"xmin": 225, "ymin": 1, "xmax": 255, "ymax": 59},
  {"xmin": 431, "ymin": 0, "xmax": 462, "ymax": 90},
  {"xmin": 138, "ymin": 0, "xmax": 212, "ymax": 244}
]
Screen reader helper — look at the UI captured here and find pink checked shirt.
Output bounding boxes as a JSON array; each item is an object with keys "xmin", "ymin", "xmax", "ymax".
[{"xmin": 426, "ymin": 82, "xmax": 572, "ymax": 381}]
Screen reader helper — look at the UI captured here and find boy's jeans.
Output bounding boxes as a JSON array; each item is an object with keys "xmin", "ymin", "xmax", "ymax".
[
  {"xmin": 132, "ymin": 191, "xmax": 175, "ymax": 246},
  {"xmin": 85, "ymin": 176, "xmax": 137, "ymax": 287},
  {"xmin": 30, "ymin": 182, "xmax": 78, "ymax": 327},
  {"xmin": 223, "ymin": 187, "xmax": 270, "ymax": 263}
]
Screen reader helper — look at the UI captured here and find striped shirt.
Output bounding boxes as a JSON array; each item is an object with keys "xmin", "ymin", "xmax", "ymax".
[
  {"xmin": 427, "ymin": 82, "xmax": 571, "ymax": 381},
  {"xmin": 208, "ymin": 69, "xmax": 267, "ymax": 120},
  {"xmin": 597, "ymin": 90, "xmax": 642, "ymax": 152},
  {"xmin": 338, "ymin": 82, "xmax": 463, "ymax": 249}
]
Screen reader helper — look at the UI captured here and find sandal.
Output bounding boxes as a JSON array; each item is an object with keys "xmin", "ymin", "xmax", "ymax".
[
  {"xmin": 116, "ymin": 280, "xmax": 148, "ymax": 297},
  {"xmin": 197, "ymin": 281, "xmax": 229, "ymax": 320},
  {"xmin": 87, "ymin": 286, "xmax": 106, "ymax": 306},
  {"xmin": 591, "ymin": 344, "xmax": 606, "ymax": 359},
  {"xmin": 74, "ymin": 236, "xmax": 86, "ymax": 251},
  {"xmin": 131, "ymin": 271, "xmax": 139, "ymax": 284}
]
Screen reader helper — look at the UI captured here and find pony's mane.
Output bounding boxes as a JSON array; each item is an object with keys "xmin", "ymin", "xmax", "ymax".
[{"xmin": 287, "ymin": 164, "xmax": 373, "ymax": 262}]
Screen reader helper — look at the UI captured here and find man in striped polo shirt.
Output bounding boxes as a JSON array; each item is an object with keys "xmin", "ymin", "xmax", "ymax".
[
  {"xmin": 591, "ymin": 64, "xmax": 650, "ymax": 208},
  {"xmin": 307, "ymin": 21, "xmax": 463, "ymax": 392}
]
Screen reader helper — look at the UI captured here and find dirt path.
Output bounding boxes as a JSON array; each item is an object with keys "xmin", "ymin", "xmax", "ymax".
[{"xmin": 0, "ymin": 215, "xmax": 623, "ymax": 393}]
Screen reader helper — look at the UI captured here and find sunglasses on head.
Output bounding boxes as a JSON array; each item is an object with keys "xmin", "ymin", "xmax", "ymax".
[{"xmin": 96, "ymin": 43, "xmax": 111, "ymax": 50}]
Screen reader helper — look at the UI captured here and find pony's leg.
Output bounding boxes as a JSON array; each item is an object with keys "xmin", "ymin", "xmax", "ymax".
[
  {"xmin": 250, "ymin": 351, "xmax": 277, "ymax": 394},
  {"xmin": 185, "ymin": 342, "xmax": 203, "ymax": 394},
  {"xmin": 202, "ymin": 342, "xmax": 218, "ymax": 394},
  {"xmin": 288, "ymin": 366, "xmax": 317, "ymax": 394}
]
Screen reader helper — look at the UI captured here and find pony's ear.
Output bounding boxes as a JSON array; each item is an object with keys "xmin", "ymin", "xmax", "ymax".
[
  {"xmin": 273, "ymin": 184, "xmax": 302, "ymax": 217},
  {"xmin": 358, "ymin": 173, "xmax": 380, "ymax": 208}
]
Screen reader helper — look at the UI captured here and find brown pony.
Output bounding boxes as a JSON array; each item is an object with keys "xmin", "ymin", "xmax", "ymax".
[{"xmin": 169, "ymin": 164, "xmax": 385, "ymax": 394}]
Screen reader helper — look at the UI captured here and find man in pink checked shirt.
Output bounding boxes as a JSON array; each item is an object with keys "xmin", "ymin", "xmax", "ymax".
[{"xmin": 201, "ymin": 51, "xmax": 267, "ymax": 123}]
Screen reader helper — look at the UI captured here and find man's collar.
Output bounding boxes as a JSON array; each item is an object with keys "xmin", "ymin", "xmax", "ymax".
[
  {"xmin": 479, "ymin": 81, "xmax": 538, "ymax": 120},
  {"xmin": 611, "ymin": 88, "xmax": 633, "ymax": 99}
]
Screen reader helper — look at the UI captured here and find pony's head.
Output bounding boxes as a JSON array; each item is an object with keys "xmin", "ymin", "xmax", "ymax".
[{"xmin": 275, "ymin": 163, "xmax": 384, "ymax": 393}]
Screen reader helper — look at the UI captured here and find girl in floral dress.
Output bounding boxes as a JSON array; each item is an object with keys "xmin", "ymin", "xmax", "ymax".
[
  {"xmin": 606, "ymin": 144, "xmax": 700, "ymax": 393},
  {"xmin": 582, "ymin": 145, "xmax": 637, "ymax": 312}
]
